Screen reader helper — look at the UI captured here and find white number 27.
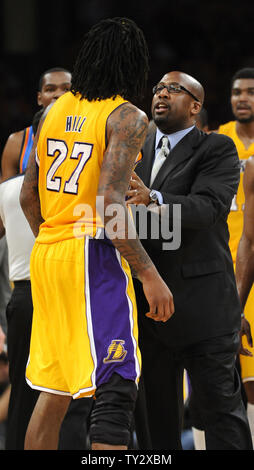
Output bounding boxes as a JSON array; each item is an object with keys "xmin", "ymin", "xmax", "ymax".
[{"xmin": 46, "ymin": 139, "xmax": 93, "ymax": 194}]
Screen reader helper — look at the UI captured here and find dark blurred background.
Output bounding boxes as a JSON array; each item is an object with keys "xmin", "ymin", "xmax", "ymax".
[{"xmin": 0, "ymin": 0, "xmax": 254, "ymax": 156}]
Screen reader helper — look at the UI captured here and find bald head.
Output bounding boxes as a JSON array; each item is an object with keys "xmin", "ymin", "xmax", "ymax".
[
  {"xmin": 161, "ymin": 71, "xmax": 205, "ymax": 104},
  {"xmin": 151, "ymin": 70, "xmax": 204, "ymax": 134}
]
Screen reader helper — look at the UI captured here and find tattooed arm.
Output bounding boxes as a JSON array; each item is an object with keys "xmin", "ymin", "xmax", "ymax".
[
  {"xmin": 97, "ymin": 102, "xmax": 174, "ymax": 322},
  {"xmin": 19, "ymin": 111, "xmax": 48, "ymax": 237}
]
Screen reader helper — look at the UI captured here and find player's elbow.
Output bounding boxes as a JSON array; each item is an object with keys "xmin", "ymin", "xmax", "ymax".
[
  {"xmin": 96, "ymin": 189, "xmax": 127, "ymax": 233},
  {"xmin": 97, "ymin": 189, "xmax": 124, "ymax": 212}
]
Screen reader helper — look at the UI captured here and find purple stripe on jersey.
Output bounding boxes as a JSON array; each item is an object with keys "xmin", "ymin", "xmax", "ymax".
[{"xmin": 87, "ymin": 236, "xmax": 138, "ymax": 387}]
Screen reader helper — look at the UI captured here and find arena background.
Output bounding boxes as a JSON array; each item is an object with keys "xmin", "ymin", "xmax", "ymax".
[{"xmin": 0, "ymin": 0, "xmax": 253, "ymax": 157}]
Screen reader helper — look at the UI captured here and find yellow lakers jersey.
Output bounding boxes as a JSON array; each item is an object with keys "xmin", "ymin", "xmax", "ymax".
[
  {"xmin": 36, "ymin": 92, "xmax": 128, "ymax": 244},
  {"xmin": 218, "ymin": 121, "xmax": 254, "ymax": 262}
]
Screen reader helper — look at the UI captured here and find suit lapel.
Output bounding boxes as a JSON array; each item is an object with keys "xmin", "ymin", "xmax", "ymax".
[
  {"xmin": 136, "ymin": 132, "xmax": 156, "ymax": 186},
  {"xmin": 152, "ymin": 127, "xmax": 203, "ymax": 189}
]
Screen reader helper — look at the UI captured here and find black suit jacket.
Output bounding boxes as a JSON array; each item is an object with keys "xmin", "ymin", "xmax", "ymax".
[{"xmin": 134, "ymin": 126, "xmax": 241, "ymax": 348}]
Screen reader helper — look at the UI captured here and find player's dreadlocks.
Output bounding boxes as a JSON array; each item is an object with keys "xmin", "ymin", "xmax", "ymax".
[{"xmin": 71, "ymin": 17, "xmax": 149, "ymax": 102}]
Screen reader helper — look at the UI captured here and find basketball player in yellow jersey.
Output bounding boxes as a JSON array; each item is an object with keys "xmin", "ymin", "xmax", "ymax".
[
  {"xmin": 218, "ymin": 68, "xmax": 254, "ymax": 444},
  {"xmin": 20, "ymin": 18, "xmax": 174, "ymax": 451}
]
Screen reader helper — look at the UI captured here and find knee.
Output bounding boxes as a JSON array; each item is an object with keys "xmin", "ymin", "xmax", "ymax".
[
  {"xmin": 190, "ymin": 367, "xmax": 243, "ymax": 427},
  {"xmin": 90, "ymin": 373, "xmax": 137, "ymax": 447},
  {"xmin": 24, "ymin": 392, "xmax": 71, "ymax": 450}
]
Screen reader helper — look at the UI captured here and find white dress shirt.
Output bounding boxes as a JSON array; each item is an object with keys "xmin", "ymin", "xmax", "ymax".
[{"xmin": 152, "ymin": 125, "xmax": 195, "ymax": 204}]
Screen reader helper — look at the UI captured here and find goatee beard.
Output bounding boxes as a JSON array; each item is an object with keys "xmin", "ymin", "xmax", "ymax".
[{"xmin": 237, "ymin": 115, "xmax": 254, "ymax": 124}]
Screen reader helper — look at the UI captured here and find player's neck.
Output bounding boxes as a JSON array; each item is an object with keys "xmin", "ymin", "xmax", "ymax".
[{"xmin": 236, "ymin": 120, "xmax": 254, "ymax": 149}]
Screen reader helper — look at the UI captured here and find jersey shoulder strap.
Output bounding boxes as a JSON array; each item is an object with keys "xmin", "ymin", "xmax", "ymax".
[{"xmin": 19, "ymin": 125, "xmax": 34, "ymax": 173}]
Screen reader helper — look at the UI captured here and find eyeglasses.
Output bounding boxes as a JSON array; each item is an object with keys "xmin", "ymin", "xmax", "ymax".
[{"xmin": 152, "ymin": 83, "xmax": 200, "ymax": 102}]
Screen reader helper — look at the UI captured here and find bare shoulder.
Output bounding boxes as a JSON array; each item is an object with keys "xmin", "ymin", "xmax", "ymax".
[
  {"xmin": 111, "ymin": 101, "xmax": 148, "ymax": 122},
  {"xmin": 3, "ymin": 129, "xmax": 24, "ymax": 154},
  {"xmin": 107, "ymin": 102, "xmax": 148, "ymax": 138},
  {"xmin": 98, "ymin": 103, "xmax": 148, "ymax": 197},
  {"xmin": 8, "ymin": 129, "xmax": 24, "ymax": 141},
  {"xmin": 1, "ymin": 129, "xmax": 25, "ymax": 180}
]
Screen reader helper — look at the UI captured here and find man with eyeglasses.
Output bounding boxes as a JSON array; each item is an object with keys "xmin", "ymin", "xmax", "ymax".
[{"xmin": 127, "ymin": 71, "xmax": 252, "ymax": 449}]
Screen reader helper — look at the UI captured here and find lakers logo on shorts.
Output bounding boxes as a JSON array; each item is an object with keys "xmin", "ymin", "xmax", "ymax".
[{"xmin": 103, "ymin": 340, "xmax": 127, "ymax": 363}]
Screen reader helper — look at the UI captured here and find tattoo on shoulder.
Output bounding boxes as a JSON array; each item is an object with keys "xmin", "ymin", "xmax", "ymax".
[
  {"xmin": 112, "ymin": 103, "xmax": 148, "ymax": 143},
  {"xmin": 100, "ymin": 105, "xmax": 147, "ymax": 193}
]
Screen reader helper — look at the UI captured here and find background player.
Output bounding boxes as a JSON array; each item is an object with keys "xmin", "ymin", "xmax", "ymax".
[
  {"xmin": 218, "ymin": 68, "xmax": 254, "ymax": 444},
  {"xmin": 192, "ymin": 67, "xmax": 254, "ymax": 449},
  {"xmin": 1, "ymin": 67, "xmax": 71, "ymax": 181},
  {"xmin": 235, "ymin": 155, "xmax": 254, "ymax": 443}
]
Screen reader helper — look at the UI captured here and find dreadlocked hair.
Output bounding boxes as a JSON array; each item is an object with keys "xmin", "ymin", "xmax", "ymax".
[{"xmin": 71, "ymin": 17, "xmax": 149, "ymax": 102}]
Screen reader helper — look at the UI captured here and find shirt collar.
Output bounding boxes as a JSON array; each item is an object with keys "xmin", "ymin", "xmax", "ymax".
[{"xmin": 155, "ymin": 125, "xmax": 195, "ymax": 152}]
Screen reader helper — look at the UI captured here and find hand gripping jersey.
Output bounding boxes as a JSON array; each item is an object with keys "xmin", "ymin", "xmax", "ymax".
[{"xmin": 36, "ymin": 92, "xmax": 128, "ymax": 244}]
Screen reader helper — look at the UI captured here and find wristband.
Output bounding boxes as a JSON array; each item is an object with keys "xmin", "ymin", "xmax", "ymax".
[{"xmin": 241, "ymin": 312, "xmax": 245, "ymax": 319}]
